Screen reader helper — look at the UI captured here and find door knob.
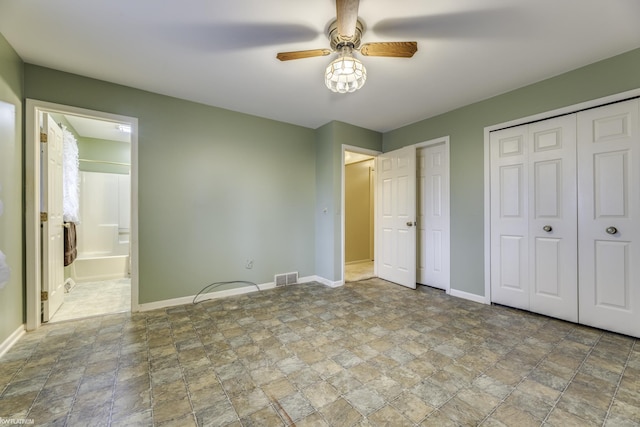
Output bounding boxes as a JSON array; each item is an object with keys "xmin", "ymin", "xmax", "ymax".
[
  {"xmin": 606, "ymin": 226, "xmax": 618, "ymax": 235},
  {"xmin": 406, "ymin": 221, "xmax": 415, "ymax": 227},
  {"xmin": 543, "ymin": 225, "xmax": 552, "ymax": 232}
]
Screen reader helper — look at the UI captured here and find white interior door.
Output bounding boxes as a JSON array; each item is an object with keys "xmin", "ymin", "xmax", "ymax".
[
  {"xmin": 377, "ymin": 145, "xmax": 417, "ymax": 289},
  {"xmin": 578, "ymin": 99, "xmax": 640, "ymax": 337},
  {"xmin": 417, "ymin": 144, "xmax": 450, "ymax": 290},
  {"xmin": 42, "ymin": 113, "xmax": 65, "ymax": 321},
  {"xmin": 528, "ymin": 115, "xmax": 578, "ymax": 322},
  {"xmin": 490, "ymin": 126, "xmax": 530, "ymax": 309}
]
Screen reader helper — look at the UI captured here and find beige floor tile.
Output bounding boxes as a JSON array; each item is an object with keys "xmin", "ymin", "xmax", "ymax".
[
  {"xmin": 490, "ymin": 403, "xmax": 542, "ymax": 427},
  {"xmin": 368, "ymin": 405, "xmax": 413, "ymax": 426},
  {"xmin": 545, "ymin": 406, "xmax": 600, "ymax": 427},
  {"xmin": 319, "ymin": 398, "xmax": 362, "ymax": 426}
]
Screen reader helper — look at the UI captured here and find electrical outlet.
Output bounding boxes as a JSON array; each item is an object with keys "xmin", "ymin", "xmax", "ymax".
[{"xmin": 245, "ymin": 259, "xmax": 254, "ymax": 269}]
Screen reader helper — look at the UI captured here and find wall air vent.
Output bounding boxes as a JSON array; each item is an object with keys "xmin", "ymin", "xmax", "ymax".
[
  {"xmin": 286, "ymin": 272, "xmax": 298, "ymax": 285},
  {"xmin": 275, "ymin": 274, "xmax": 287, "ymax": 287}
]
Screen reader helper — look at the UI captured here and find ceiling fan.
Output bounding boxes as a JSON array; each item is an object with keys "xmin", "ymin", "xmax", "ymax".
[{"xmin": 276, "ymin": 0, "xmax": 417, "ymax": 93}]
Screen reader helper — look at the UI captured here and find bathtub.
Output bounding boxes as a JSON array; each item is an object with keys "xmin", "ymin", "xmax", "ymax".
[{"xmin": 71, "ymin": 254, "xmax": 130, "ymax": 283}]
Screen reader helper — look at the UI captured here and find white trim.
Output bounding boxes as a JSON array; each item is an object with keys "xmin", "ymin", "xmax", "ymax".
[
  {"xmin": 449, "ymin": 289, "xmax": 488, "ymax": 305},
  {"xmin": 484, "ymin": 88, "xmax": 640, "ymax": 134},
  {"xmin": 341, "ymin": 145, "xmax": 381, "ymax": 284},
  {"xmin": 483, "ymin": 88, "xmax": 640, "ymax": 307},
  {"xmin": 139, "ymin": 281, "xmax": 274, "ymax": 311},
  {"xmin": 0, "ymin": 325, "xmax": 25, "ymax": 359},
  {"xmin": 138, "ymin": 275, "xmax": 328, "ymax": 311},
  {"xmin": 415, "ymin": 136, "xmax": 451, "ymax": 294},
  {"xmin": 25, "ymin": 99, "xmax": 139, "ymax": 330},
  {"xmin": 415, "ymin": 136, "xmax": 450, "ymax": 148},
  {"xmin": 484, "ymin": 124, "xmax": 493, "ymax": 305},
  {"xmin": 297, "ymin": 275, "xmax": 320, "ymax": 285},
  {"xmin": 312, "ymin": 275, "xmax": 344, "ymax": 288},
  {"xmin": 343, "ymin": 139, "xmax": 451, "ymax": 293}
]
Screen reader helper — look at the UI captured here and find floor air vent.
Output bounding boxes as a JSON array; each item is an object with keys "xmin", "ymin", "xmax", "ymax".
[{"xmin": 275, "ymin": 272, "xmax": 298, "ymax": 287}]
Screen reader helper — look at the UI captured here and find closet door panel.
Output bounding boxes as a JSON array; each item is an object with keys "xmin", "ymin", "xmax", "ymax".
[
  {"xmin": 594, "ymin": 151, "xmax": 627, "ymax": 216},
  {"xmin": 534, "ymin": 237, "xmax": 561, "ymax": 295},
  {"xmin": 529, "ymin": 115, "xmax": 578, "ymax": 322},
  {"xmin": 490, "ymin": 126, "xmax": 529, "ymax": 309},
  {"xmin": 578, "ymin": 99, "xmax": 640, "ymax": 338}
]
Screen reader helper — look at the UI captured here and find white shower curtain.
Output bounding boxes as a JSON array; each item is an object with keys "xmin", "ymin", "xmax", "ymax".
[{"xmin": 62, "ymin": 126, "xmax": 80, "ymax": 223}]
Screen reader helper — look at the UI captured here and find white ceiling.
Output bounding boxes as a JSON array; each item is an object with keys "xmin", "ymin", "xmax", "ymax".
[
  {"xmin": 63, "ymin": 115, "xmax": 131, "ymax": 143},
  {"xmin": 1, "ymin": 0, "xmax": 639, "ymax": 133}
]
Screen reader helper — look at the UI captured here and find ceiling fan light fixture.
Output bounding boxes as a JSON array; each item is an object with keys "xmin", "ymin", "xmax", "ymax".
[{"xmin": 324, "ymin": 46, "xmax": 366, "ymax": 93}]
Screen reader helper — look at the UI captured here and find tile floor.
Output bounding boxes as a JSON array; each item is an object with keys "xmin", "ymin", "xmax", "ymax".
[
  {"xmin": 344, "ymin": 261, "xmax": 374, "ymax": 282},
  {"xmin": 0, "ymin": 279, "xmax": 638, "ymax": 426},
  {"xmin": 50, "ymin": 278, "xmax": 131, "ymax": 323}
]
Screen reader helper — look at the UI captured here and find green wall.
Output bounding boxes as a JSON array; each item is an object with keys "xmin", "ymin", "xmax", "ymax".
[
  {"xmin": 50, "ymin": 112, "xmax": 131, "ymax": 174},
  {"xmin": 78, "ymin": 137, "xmax": 131, "ymax": 175},
  {"xmin": 24, "ymin": 65, "xmax": 317, "ymax": 303},
  {"xmin": 2, "ymin": 29, "xmax": 639, "ymax": 349},
  {"xmin": 0, "ymin": 33, "xmax": 23, "ymax": 347},
  {"xmin": 384, "ymin": 48, "xmax": 640, "ymax": 297},
  {"xmin": 315, "ymin": 121, "xmax": 381, "ymax": 282}
]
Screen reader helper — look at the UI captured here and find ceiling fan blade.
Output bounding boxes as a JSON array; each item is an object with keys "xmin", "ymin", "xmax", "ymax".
[
  {"xmin": 277, "ymin": 49, "xmax": 332, "ymax": 61},
  {"xmin": 373, "ymin": 8, "xmax": 527, "ymax": 39},
  {"xmin": 336, "ymin": 0, "xmax": 360, "ymax": 40},
  {"xmin": 164, "ymin": 23, "xmax": 319, "ymax": 52},
  {"xmin": 360, "ymin": 42, "xmax": 417, "ymax": 58}
]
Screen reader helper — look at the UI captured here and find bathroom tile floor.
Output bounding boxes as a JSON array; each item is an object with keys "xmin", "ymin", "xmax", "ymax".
[
  {"xmin": 49, "ymin": 278, "xmax": 131, "ymax": 323},
  {"xmin": 1, "ymin": 279, "xmax": 638, "ymax": 426}
]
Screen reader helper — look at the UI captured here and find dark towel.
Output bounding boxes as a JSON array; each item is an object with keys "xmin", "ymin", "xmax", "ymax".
[{"xmin": 64, "ymin": 222, "xmax": 77, "ymax": 266}]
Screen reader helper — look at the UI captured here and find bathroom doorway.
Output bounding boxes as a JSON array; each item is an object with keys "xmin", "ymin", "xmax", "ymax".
[
  {"xmin": 52, "ymin": 116, "xmax": 132, "ymax": 322},
  {"xmin": 26, "ymin": 100, "xmax": 138, "ymax": 329}
]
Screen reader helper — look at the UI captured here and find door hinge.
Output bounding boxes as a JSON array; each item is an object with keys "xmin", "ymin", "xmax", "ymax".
[
  {"xmin": 40, "ymin": 132, "xmax": 48, "ymax": 143},
  {"xmin": 40, "ymin": 212, "xmax": 48, "ymax": 222},
  {"xmin": 41, "ymin": 291, "xmax": 49, "ymax": 301}
]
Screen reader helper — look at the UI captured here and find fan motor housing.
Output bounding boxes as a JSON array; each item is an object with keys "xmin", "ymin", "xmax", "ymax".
[{"xmin": 328, "ymin": 19, "xmax": 364, "ymax": 50}]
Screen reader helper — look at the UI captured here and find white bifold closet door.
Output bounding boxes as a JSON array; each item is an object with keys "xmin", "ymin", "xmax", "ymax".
[
  {"xmin": 490, "ymin": 115, "xmax": 578, "ymax": 323},
  {"xmin": 577, "ymin": 99, "xmax": 640, "ymax": 338},
  {"xmin": 491, "ymin": 98, "xmax": 640, "ymax": 337}
]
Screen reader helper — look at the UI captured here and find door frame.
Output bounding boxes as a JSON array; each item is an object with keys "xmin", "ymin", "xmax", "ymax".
[
  {"xmin": 25, "ymin": 99, "xmax": 139, "ymax": 331},
  {"xmin": 483, "ymin": 88, "xmax": 640, "ymax": 304},
  {"xmin": 341, "ymin": 139, "xmax": 451, "ymax": 290},
  {"xmin": 341, "ymin": 145, "xmax": 381, "ymax": 284},
  {"xmin": 416, "ymin": 136, "xmax": 451, "ymax": 294}
]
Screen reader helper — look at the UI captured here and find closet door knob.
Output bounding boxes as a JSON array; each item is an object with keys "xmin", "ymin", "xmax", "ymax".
[
  {"xmin": 606, "ymin": 226, "xmax": 618, "ymax": 235},
  {"xmin": 543, "ymin": 225, "xmax": 552, "ymax": 232}
]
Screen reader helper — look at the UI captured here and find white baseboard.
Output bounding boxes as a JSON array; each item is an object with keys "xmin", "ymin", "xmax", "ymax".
[
  {"xmin": 449, "ymin": 288, "xmax": 489, "ymax": 305},
  {"xmin": 311, "ymin": 275, "xmax": 343, "ymax": 288},
  {"xmin": 138, "ymin": 276, "xmax": 328, "ymax": 312},
  {"xmin": 0, "ymin": 325, "xmax": 25, "ymax": 359},
  {"xmin": 138, "ymin": 281, "xmax": 270, "ymax": 311}
]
